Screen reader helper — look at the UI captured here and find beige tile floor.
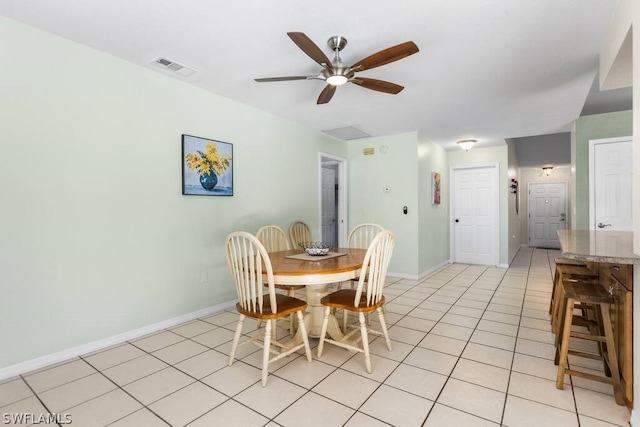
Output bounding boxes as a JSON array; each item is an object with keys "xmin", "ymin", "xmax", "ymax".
[{"xmin": 0, "ymin": 248, "xmax": 632, "ymax": 426}]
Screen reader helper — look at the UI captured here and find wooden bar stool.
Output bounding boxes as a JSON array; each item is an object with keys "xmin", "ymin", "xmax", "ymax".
[
  {"xmin": 550, "ymin": 263, "xmax": 598, "ymax": 333},
  {"xmin": 549, "ymin": 258, "xmax": 591, "ymax": 314},
  {"xmin": 555, "ymin": 279, "xmax": 624, "ymax": 405}
]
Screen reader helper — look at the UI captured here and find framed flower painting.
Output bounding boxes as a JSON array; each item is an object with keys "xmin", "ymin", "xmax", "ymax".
[
  {"xmin": 182, "ymin": 134, "xmax": 233, "ymax": 196},
  {"xmin": 431, "ymin": 172, "xmax": 441, "ymax": 205}
]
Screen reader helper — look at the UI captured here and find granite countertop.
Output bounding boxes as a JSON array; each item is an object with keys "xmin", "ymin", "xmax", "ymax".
[{"xmin": 557, "ymin": 230, "xmax": 640, "ymax": 264}]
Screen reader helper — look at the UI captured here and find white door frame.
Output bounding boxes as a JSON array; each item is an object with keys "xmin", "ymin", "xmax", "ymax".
[
  {"xmin": 527, "ymin": 181, "xmax": 568, "ymax": 248},
  {"xmin": 318, "ymin": 153, "xmax": 348, "ymax": 247},
  {"xmin": 588, "ymin": 136, "xmax": 633, "ymax": 230},
  {"xmin": 449, "ymin": 163, "xmax": 500, "ymax": 266}
]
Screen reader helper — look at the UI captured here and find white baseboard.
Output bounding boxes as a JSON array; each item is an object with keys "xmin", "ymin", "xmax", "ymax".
[
  {"xmin": 418, "ymin": 260, "xmax": 451, "ymax": 280},
  {"xmin": 386, "ymin": 271, "xmax": 420, "ymax": 280},
  {"xmin": 498, "ymin": 263, "xmax": 510, "ymax": 268},
  {"xmin": 630, "ymin": 410, "xmax": 638, "ymax": 427},
  {"xmin": 0, "ymin": 300, "xmax": 235, "ymax": 381},
  {"xmin": 387, "ymin": 260, "xmax": 451, "ymax": 281}
]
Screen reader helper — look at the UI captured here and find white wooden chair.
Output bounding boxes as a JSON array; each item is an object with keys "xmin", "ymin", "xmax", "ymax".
[
  {"xmin": 348, "ymin": 223, "xmax": 385, "ymax": 250},
  {"xmin": 226, "ymin": 231, "xmax": 312, "ymax": 387},
  {"xmin": 256, "ymin": 225, "xmax": 292, "ymax": 253},
  {"xmin": 340, "ymin": 223, "xmax": 385, "ymax": 329},
  {"xmin": 317, "ymin": 230, "xmax": 395, "ymax": 374},
  {"xmin": 289, "ymin": 220, "xmax": 312, "ymax": 249},
  {"xmin": 256, "ymin": 225, "xmax": 305, "ymax": 335}
]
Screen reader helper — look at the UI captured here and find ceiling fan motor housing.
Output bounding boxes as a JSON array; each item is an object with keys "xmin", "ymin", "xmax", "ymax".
[{"xmin": 327, "ymin": 36, "xmax": 348, "ymax": 52}]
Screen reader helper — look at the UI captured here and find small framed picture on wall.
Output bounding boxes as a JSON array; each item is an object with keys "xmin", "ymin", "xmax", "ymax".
[
  {"xmin": 182, "ymin": 134, "xmax": 233, "ymax": 196},
  {"xmin": 432, "ymin": 172, "xmax": 441, "ymax": 205}
]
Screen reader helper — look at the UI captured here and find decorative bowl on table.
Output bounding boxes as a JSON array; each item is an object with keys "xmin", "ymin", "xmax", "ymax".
[{"xmin": 299, "ymin": 242, "xmax": 333, "ymax": 256}]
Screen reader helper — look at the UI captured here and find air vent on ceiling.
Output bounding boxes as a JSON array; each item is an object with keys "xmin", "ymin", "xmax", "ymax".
[
  {"xmin": 322, "ymin": 126, "xmax": 370, "ymax": 140},
  {"xmin": 152, "ymin": 57, "xmax": 196, "ymax": 77}
]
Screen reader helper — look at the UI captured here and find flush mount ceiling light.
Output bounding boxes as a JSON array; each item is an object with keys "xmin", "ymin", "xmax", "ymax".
[
  {"xmin": 542, "ymin": 165, "xmax": 554, "ymax": 176},
  {"xmin": 456, "ymin": 139, "xmax": 477, "ymax": 151}
]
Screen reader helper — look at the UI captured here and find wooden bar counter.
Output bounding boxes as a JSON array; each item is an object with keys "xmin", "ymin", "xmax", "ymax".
[{"xmin": 557, "ymin": 230, "xmax": 640, "ymax": 407}]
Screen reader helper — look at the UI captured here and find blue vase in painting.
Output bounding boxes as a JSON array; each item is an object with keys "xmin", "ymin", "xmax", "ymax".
[{"xmin": 199, "ymin": 172, "xmax": 218, "ymax": 191}]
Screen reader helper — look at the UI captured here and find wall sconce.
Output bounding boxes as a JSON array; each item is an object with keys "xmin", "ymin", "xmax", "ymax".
[
  {"xmin": 542, "ymin": 166, "xmax": 554, "ymax": 176},
  {"xmin": 456, "ymin": 139, "xmax": 477, "ymax": 151}
]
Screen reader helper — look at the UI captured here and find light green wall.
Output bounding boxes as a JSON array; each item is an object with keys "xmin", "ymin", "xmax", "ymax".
[
  {"xmin": 573, "ymin": 111, "xmax": 633, "ymax": 229},
  {"xmin": 0, "ymin": 18, "xmax": 346, "ymax": 368},
  {"xmin": 448, "ymin": 146, "xmax": 510, "ymax": 266},
  {"xmin": 346, "ymin": 132, "xmax": 450, "ymax": 277},
  {"xmin": 347, "ymin": 133, "xmax": 420, "ymax": 275},
  {"xmin": 417, "ymin": 134, "xmax": 450, "ymax": 273}
]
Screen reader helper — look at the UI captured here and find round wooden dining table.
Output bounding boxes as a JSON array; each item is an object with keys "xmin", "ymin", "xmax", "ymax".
[{"xmin": 267, "ymin": 247, "xmax": 367, "ymax": 341}]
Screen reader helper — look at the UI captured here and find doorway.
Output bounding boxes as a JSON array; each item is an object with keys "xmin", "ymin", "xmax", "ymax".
[
  {"xmin": 588, "ymin": 137, "xmax": 633, "ymax": 231},
  {"xmin": 319, "ymin": 153, "xmax": 347, "ymax": 247},
  {"xmin": 528, "ymin": 182, "xmax": 567, "ymax": 249},
  {"xmin": 450, "ymin": 165, "xmax": 499, "ymax": 265}
]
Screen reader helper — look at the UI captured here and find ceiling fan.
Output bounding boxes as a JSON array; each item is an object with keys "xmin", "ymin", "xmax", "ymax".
[{"xmin": 255, "ymin": 32, "xmax": 419, "ymax": 104}]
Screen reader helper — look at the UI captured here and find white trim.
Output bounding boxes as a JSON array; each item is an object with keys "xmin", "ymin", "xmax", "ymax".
[
  {"xmin": 386, "ymin": 271, "xmax": 420, "ymax": 280},
  {"xmin": 588, "ymin": 136, "xmax": 632, "ymax": 230},
  {"xmin": 449, "ymin": 163, "xmax": 500, "ymax": 267},
  {"xmin": 630, "ymin": 410, "xmax": 639, "ymax": 427},
  {"xmin": 0, "ymin": 300, "xmax": 235, "ymax": 381},
  {"xmin": 418, "ymin": 260, "xmax": 452, "ymax": 280},
  {"xmin": 527, "ymin": 181, "xmax": 568, "ymax": 249},
  {"xmin": 498, "ymin": 263, "xmax": 510, "ymax": 268},
  {"xmin": 319, "ymin": 153, "xmax": 348, "ymax": 247},
  {"xmin": 387, "ymin": 259, "xmax": 451, "ymax": 281}
]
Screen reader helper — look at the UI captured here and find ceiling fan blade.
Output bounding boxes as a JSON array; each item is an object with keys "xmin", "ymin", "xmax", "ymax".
[
  {"xmin": 350, "ymin": 41, "xmax": 419, "ymax": 71},
  {"xmin": 255, "ymin": 76, "xmax": 315, "ymax": 82},
  {"xmin": 351, "ymin": 77, "xmax": 404, "ymax": 94},
  {"xmin": 317, "ymin": 85, "xmax": 337, "ymax": 104},
  {"xmin": 287, "ymin": 32, "xmax": 333, "ymax": 68}
]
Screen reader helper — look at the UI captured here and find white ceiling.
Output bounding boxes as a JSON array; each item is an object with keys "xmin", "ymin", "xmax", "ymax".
[{"xmin": 0, "ymin": 0, "xmax": 626, "ymax": 150}]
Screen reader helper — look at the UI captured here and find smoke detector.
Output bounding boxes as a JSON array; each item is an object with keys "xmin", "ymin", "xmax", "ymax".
[{"xmin": 152, "ymin": 57, "xmax": 196, "ymax": 77}]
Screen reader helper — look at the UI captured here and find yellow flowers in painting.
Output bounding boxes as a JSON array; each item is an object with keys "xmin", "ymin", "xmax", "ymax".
[
  {"xmin": 185, "ymin": 142, "xmax": 232, "ymax": 177},
  {"xmin": 182, "ymin": 135, "xmax": 233, "ymax": 195}
]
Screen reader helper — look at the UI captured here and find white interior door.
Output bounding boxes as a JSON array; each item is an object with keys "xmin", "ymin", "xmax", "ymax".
[
  {"xmin": 528, "ymin": 182, "xmax": 567, "ymax": 249},
  {"xmin": 451, "ymin": 165, "xmax": 498, "ymax": 265},
  {"xmin": 319, "ymin": 154, "xmax": 347, "ymax": 247},
  {"xmin": 321, "ymin": 167, "xmax": 337, "ymax": 243},
  {"xmin": 589, "ymin": 137, "xmax": 633, "ymax": 231}
]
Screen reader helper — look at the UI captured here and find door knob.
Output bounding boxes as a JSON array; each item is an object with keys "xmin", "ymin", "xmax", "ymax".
[
  {"xmin": 597, "ymin": 223, "xmax": 612, "ymax": 229},
  {"xmin": 455, "ymin": 219, "xmax": 459, "ymax": 223}
]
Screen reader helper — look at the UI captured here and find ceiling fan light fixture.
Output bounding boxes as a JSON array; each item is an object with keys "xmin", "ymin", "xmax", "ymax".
[
  {"xmin": 326, "ymin": 74, "xmax": 348, "ymax": 86},
  {"xmin": 256, "ymin": 32, "xmax": 419, "ymax": 104},
  {"xmin": 457, "ymin": 139, "xmax": 477, "ymax": 151}
]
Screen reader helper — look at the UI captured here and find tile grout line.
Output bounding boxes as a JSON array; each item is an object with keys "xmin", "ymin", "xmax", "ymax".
[
  {"xmin": 499, "ymin": 246, "xmax": 535, "ymax": 426},
  {"xmin": 419, "ymin": 263, "xmax": 522, "ymax": 426}
]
